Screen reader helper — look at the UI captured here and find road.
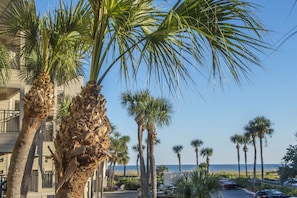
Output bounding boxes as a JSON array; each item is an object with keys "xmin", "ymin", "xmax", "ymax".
[
  {"xmin": 214, "ymin": 188, "xmax": 255, "ymax": 198},
  {"xmin": 102, "ymin": 188, "xmax": 254, "ymax": 198},
  {"xmin": 103, "ymin": 190, "xmax": 138, "ymax": 198}
]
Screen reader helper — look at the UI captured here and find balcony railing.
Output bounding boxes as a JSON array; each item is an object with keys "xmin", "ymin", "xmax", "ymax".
[{"xmin": 0, "ymin": 110, "xmax": 20, "ymax": 133}]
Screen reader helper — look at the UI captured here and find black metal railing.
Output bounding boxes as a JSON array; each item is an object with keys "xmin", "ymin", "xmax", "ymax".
[{"xmin": 0, "ymin": 110, "xmax": 20, "ymax": 133}]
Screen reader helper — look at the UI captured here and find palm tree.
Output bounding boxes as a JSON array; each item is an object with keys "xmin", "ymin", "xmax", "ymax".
[
  {"xmin": 244, "ymin": 120, "xmax": 258, "ymax": 192},
  {"xmin": 0, "ymin": 42, "xmax": 12, "ymax": 86},
  {"xmin": 145, "ymin": 137, "xmax": 161, "ymax": 196},
  {"xmin": 173, "ymin": 145, "xmax": 183, "ymax": 172},
  {"xmin": 109, "ymin": 131, "xmax": 130, "ymax": 186},
  {"xmin": 145, "ymin": 97, "xmax": 172, "ymax": 198},
  {"xmin": 123, "ymin": 90, "xmax": 172, "ymax": 198},
  {"xmin": 132, "ymin": 144, "xmax": 145, "ymax": 176},
  {"xmin": 0, "ymin": 1, "xmax": 88, "ymax": 197},
  {"xmin": 175, "ymin": 168, "xmax": 221, "ymax": 198},
  {"xmin": 230, "ymin": 134, "xmax": 244, "ymax": 177},
  {"xmin": 200, "ymin": 148, "xmax": 213, "ymax": 173},
  {"xmin": 242, "ymin": 134, "xmax": 251, "ymax": 178},
  {"xmin": 118, "ymin": 152, "xmax": 130, "ymax": 177},
  {"xmin": 121, "ymin": 90, "xmax": 151, "ymax": 196},
  {"xmin": 254, "ymin": 116, "xmax": 274, "ymax": 185},
  {"xmin": 53, "ymin": 0, "xmax": 268, "ymax": 197},
  {"xmin": 191, "ymin": 139, "xmax": 203, "ymax": 168}
]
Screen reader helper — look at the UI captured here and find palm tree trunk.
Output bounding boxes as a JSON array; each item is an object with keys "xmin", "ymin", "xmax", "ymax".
[
  {"xmin": 54, "ymin": 82, "xmax": 111, "ymax": 198},
  {"xmin": 108, "ymin": 162, "xmax": 113, "ymax": 186},
  {"xmin": 260, "ymin": 137, "xmax": 264, "ymax": 186},
  {"xmin": 136, "ymin": 155, "xmax": 139, "ymax": 176},
  {"xmin": 206, "ymin": 157, "xmax": 210, "ymax": 174},
  {"xmin": 150, "ymin": 131, "xmax": 157, "ymax": 198},
  {"xmin": 195, "ymin": 149, "xmax": 199, "ymax": 168},
  {"xmin": 7, "ymin": 72, "xmax": 54, "ymax": 198},
  {"xmin": 178, "ymin": 154, "xmax": 182, "ymax": 172},
  {"xmin": 237, "ymin": 146, "xmax": 241, "ymax": 177},
  {"xmin": 244, "ymin": 150, "xmax": 248, "ymax": 178},
  {"xmin": 21, "ymin": 128, "xmax": 40, "ymax": 197},
  {"xmin": 146, "ymin": 136, "xmax": 150, "ymax": 197},
  {"xmin": 111, "ymin": 160, "xmax": 116, "ymax": 187},
  {"xmin": 252, "ymin": 138, "xmax": 257, "ymax": 192},
  {"xmin": 137, "ymin": 124, "xmax": 147, "ymax": 198}
]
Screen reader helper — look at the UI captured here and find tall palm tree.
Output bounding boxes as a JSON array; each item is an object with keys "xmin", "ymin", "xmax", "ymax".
[
  {"xmin": 54, "ymin": 0, "xmax": 268, "ymax": 197},
  {"xmin": 230, "ymin": 134, "xmax": 244, "ymax": 177},
  {"xmin": 145, "ymin": 97, "xmax": 172, "ymax": 198},
  {"xmin": 173, "ymin": 145, "xmax": 183, "ymax": 172},
  {"xmin": 242, "ymin": 134, "xmax": 251, "ymax": 178},
  {"xmin": 244, "ymin": 120, "xmax": 258, "ymax": 192},
  {"xmin": 254, "ymin": 116, "xmax": 274, "ymax": 185},
  {"xmin": 121, "ymin": 90, "xmax": 151, "ymax": 197},
  {"xmin": 191, "ymin": 139, "xmax": 203, "ymax": 168},
  {"xmin": 0, "ymin": 1, "xmax": 88, "ymax": 197},
  {"xmin": 200, "ymin": 147, "xmax": 213, "ymax": 173}
]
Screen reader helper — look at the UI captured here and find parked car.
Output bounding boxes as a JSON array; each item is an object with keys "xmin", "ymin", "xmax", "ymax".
[
  {"xmin": 220, "ymin": 180, "xmax": 240, "ymax": 190},
  {"xmin": 254, "ymin": 189, "xmax": 290, "ymax": 198},
  {"xmin": 284, "ymin": 179, "xmax": 297, "ymax": 187}
]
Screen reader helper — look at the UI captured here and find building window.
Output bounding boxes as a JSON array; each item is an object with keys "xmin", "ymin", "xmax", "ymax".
[
  {"xmin": 43, "ymin": 124, "xmax": 53, "ymax": 141},
  {"xmin": 30, "ymin": 170, "xmax": 38, "ymax": 192},
  {"xmin": 42, "ymin": 171, "xmax": 53, "ymax": 188}
]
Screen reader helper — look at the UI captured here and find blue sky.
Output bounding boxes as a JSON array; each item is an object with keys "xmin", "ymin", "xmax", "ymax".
[{"xmin": 36, "ymin": 1, "xmax": 297, "ymax": 165}]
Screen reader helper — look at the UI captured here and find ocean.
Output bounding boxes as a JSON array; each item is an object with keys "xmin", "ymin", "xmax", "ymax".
[{"xmin": 115, "ymin": 164, "xmax": 280, "ymax": 173}]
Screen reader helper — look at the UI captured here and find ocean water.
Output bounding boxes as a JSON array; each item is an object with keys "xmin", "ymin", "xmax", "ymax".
[{"xmin": 115, "ymin": 164, "xmax": 280, "ymax": 173}]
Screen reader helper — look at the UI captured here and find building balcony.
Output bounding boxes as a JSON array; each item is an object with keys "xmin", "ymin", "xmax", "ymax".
[{"xmin": 0, "ymin": 110, "xmax": 20, "ymax": 154}]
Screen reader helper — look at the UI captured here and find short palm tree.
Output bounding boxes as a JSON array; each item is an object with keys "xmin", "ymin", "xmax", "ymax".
[
  {"xmin": 175, "ymin": 168, "xmax": 221, "ymax": 198},
  {"xmin": 53, "ymin": 0, "xmax": 268, "ymax": 197},
  {"xmin": 0, "ymin": 1, "xmax": 88, "ymax": 197},
  {"xmin": 230, "ymin": 134, "xmax": 244, "ymax": 177},
  {"xmin": 191, "ymin": 139, "xmax": 203, "ymax": 168},
  {"xmin": 200, "ymin": 148, "xmax": 213, "ymax": 173},
  {"xmin": 173, "ymin": 145, "xmax": 183, "ymax": 172}
]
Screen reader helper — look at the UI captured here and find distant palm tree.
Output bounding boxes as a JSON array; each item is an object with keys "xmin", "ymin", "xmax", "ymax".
[
  {"xmin": 132, "ymin": 144, "xmax": 145, "ymax": 176},
  {"xmin": 118, "ymin": 151, "xmax": 130, "ymax": 177},
  {"xmin": 109, "ymin": 131, "xmax": 130, "ymax": 186},
  {"xmin": 254, "ymin": 116, "xmax": 274, "ymax": 185},
  {"xmin": 242, "ymin": 134, "xmax": 251, "ymax": 178},
  {"xmin": 173, "ymin": 145, "xmax": 183, "ymax": 172},
  {"xmin": 244, "ymin": 120, "xmax": 258, "ymax": 191},
  {"xmin": 230, "ymin": 134, "xmax": 244, "ymax": 177},
  {"xmin": 200, "ymin": 148, "xmax": 213, "ymax": 173},
  {"xmin": 191, "ymin": 139, "xmax": 203, "ymax": 168}
]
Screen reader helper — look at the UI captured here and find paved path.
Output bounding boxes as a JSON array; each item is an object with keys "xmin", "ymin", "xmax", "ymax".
[
  {"xmin": 102, "ymin": 188, "xmax": 254, "ymax": 198},
  {"xmin": 103, "ymin": 190, "xmax": 138, "ymax": 198}
]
